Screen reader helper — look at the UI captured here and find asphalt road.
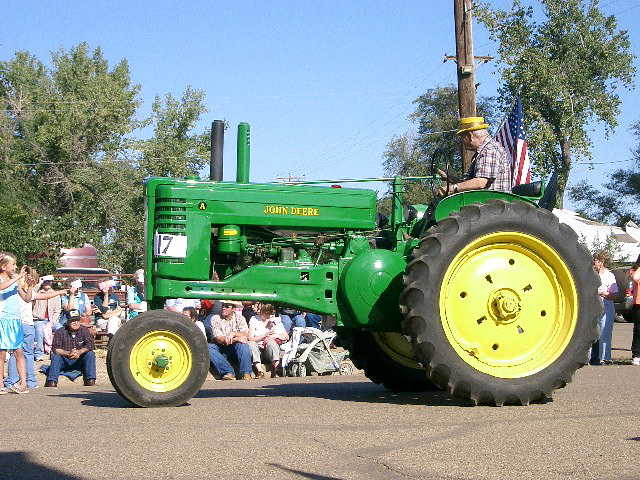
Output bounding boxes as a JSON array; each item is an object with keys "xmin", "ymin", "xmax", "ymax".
[{"xmin": 1, "ymin": 322, "xmax": 638, "ymax": 480}]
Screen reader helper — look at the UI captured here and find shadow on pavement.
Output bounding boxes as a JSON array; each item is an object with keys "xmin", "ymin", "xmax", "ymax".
[
  {"xmin": 50, "ymin": 390, "xmax": 134, "ymax": 408},
  {"xmin": 0, "ymin": 451, "xmax": 82, "ymax": 480},
  {"xmin": 51, "ymin": 382, "xmax": 467, "ymax": 408},
  {"xmin": 194, "ymin": 380, "xmax": 469, "ymax": 407}
]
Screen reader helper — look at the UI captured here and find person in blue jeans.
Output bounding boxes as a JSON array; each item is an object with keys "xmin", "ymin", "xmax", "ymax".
[
  {"xmin": 305, "ymin": 312, "xmax": 322, "ymax": 330},
  {"xmin": 278, "ymin": 307, "xmax": 305, "ymax": 334},
  {"xmin": 208, "ymin": 301, "xmax": 253, "ymax": 380},
  {"xmin": 32, "ymin": 276, "xmax": 63, "ymax": 361},
  {"xmin": 44, "ymin": 315, "xmax": 96, "ymax": 387}
]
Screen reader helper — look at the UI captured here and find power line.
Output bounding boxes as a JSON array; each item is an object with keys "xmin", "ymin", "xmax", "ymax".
[
  {"xmin": 574, "ymin": 159, "xmax": 634, "ymax": 165},
  {"xmin": 3, "ymin": 153, "xmax": 210, "ymax": 167},
  {"xmin": 296, "ymin": 67, "xmax": 459, "ymax": 177},
  {"xmin": 613, "ymin": 2, "xmax": 640, "ymax": 14},
  {"xmin": 284, "ymin": 62, "xmax": 448, "ymax": 176}
]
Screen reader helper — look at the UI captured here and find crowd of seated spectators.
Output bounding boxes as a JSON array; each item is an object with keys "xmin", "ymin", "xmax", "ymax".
[
  {"xmin": 165, "ymin": 297, "xmax": 333, "ymax": 380},
  {"xmin": 3, "ymin": 265, "xmax": 336, "ymax": 391}
]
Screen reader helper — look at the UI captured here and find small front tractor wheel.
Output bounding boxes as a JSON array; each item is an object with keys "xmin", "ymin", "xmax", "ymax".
[
  {"xmin": 341, "ymin": 330, "xmax": 439, "ymax": 391},
  {"xmin": 107, "ymin": 310, "xmax": 209, "ymax": 407},
  {"xmin": 401, "ymin": 199, "xmax": 601, "ymax": 405}
]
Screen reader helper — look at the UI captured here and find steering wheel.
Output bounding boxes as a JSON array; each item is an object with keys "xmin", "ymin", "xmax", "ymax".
[{"xmin": 430, "ymin": 148, "xmax": 451, "ymax": 198}]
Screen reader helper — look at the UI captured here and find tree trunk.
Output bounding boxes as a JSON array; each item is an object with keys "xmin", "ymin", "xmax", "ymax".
[{"xmin": 556, "ymin": 138, "xmax": 573, "ymax": 210}]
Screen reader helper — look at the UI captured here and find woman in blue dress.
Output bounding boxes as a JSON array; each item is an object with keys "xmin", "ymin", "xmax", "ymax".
[{"xmin": 0, "ymin": 252, "xmax": 34, "ymax": 394}]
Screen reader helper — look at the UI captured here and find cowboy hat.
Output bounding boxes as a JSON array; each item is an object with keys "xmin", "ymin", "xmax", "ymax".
[{"xmin": 456, "ymin": 116, "xmax": 489, "ymax": 135}]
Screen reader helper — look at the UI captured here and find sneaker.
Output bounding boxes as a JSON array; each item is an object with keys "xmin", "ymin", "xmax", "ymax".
[
  {"xmin": 632, "ymin": 357, "xmax": 640, "ymax": 366},
  {"xmin": 241, "ymin": 373, "xmax": 252, "ymax": 380},
  {"xmin": 221, "ymin": 373, "xmax": 236, "ymax": 381}
]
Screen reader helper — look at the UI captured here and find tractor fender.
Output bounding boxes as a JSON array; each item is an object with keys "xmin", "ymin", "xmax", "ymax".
[{"xmin": 338, "ymin": 249, "xmax": 406, "ymax": 331}]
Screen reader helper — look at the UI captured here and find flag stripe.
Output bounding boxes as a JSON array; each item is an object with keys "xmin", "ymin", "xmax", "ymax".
[{"xmin": 494, "ymin": 96, "xmax": 531, "ymax": 187}]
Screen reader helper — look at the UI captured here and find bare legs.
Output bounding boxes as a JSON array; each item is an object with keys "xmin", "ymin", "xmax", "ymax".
[
  {"xmin": 271, "ymin": 359, "xmax": 281, "ymax": 378},
  {"xmin": 13, "ymin": 348, "xmax": 27, "ymax": 391}
]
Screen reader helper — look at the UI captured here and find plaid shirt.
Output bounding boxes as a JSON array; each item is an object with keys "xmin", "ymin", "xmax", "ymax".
[
  {"xmin": 52, "ymin": 324, "xmax": 95, "ymax": 353},
  {"xmin": 463, "ymin": 136, "xmax": 511, "ymax": 192},
  {"xmin": 210, "ymin": 311, "xmax": 248, "ymax": 339}
]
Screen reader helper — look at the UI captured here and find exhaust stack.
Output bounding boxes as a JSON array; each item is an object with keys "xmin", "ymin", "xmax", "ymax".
[
  {"xmin": 210, "ymin": 120, "xmax": 225, "ymax": 181},
  {"xmin": 236, "ymin": 122, "xmax": 250, "ymax": 183}
]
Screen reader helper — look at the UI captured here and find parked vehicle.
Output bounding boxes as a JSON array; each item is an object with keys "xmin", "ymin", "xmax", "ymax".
[{"xmin": 612, "ymin": 265, "xmax": 634, "ymax": 322}]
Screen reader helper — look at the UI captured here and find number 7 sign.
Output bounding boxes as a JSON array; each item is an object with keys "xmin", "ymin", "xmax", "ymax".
[{"xmin": 153, "ymin": 233, "xmax": 188, "ymax": 258}]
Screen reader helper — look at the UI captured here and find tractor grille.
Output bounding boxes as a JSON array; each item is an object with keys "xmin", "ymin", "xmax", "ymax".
[{"xmin": 155, "ymin": 198, "xmax": 187, "ymax": 233}]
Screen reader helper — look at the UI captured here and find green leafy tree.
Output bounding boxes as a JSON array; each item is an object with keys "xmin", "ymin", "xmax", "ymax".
[
  {"xmin": 569, "ymin": 121, "xmax": 640, "ymax": 226},
  {"xmin": 477, "ymin": 0, "xmax": 635, "ymax": 207},
  {"xmin": 382, "ymin": 85, "xmax": 495, "ymax": 206},
  {"xmin": 138, "ymin": 86, "xmax": 210, "ymax": 178},
  {"xmin": 0, "ymin": 44, "xmax": 210, "ymax": 272},
  {"xmin": 0, "ymin": 43, "xmax": 142, "ymax": 268},
  {"xmin": 0, "ymin": 204, "xmax": 60, "ymax": 273}
]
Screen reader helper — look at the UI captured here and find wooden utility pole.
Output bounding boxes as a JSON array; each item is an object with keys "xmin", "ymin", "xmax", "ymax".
[{"xmin": 454, "ymin": 0, "xmax": 477, "ymax": 171}]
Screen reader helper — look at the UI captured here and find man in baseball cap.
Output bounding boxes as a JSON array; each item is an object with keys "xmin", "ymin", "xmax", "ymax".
[{"xmin": 437, "ymin": 116, "xmax": 511, "ymax": 196}]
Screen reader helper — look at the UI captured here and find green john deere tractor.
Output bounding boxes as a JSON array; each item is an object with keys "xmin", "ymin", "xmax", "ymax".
[{"xmin": 107, "ymin": 122, "xmax": 601, "ymax": 407}]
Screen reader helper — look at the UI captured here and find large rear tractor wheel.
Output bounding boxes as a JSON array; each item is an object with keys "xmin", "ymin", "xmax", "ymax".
[
  {"xmin": 401, "ymin": 200, "xmax": 601, "ymax": 405},
  {"xmin": 107, "ymin": 310, "xmax": 209, "ymax": 407},
  {"xmin": 341, "ymin": 330, "xmax": 439, "ymax": 391}
]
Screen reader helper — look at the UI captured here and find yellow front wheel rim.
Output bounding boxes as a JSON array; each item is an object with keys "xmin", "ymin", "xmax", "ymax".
[
  {"xmin": 130, "ymin": 330, "xmax": 193, "ymax": 392},
  {"xmin": 440, "ymin": 232, "xmax": 577, "ymax": 378}
]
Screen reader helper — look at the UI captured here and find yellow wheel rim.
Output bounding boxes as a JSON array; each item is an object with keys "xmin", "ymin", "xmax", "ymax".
[
  {"xmin": 129, "ymin": 330, "xmax": 193, "ymax": 392},
  {"xmin": 440, "ymin": 232, "xmax": 577, "ymax": 378},
  {"xmin": 373, "ymin": 332, "xmax": 424, "ymax": 370}
]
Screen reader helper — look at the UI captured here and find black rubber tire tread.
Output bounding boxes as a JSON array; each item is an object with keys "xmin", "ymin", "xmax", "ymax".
[
  {"xmin": 400, "ymin": 199, "xmax": 601, "ymax": 405},
  {"xmin": 340, "ymin": 330, "xmax": 440, "ymax": 392},
  {"xmin": 107, "ymin": 310, "xmax": 210, "ymax": 407}
]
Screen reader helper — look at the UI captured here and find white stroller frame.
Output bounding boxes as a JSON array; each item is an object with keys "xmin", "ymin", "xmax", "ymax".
[{"xmin": 281, "ymin": 327, "xmax": 350, "ymax": 376}]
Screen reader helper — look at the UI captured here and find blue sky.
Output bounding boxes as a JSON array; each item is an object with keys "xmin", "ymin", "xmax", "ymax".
[{"xmin": 2, "ymin": 1, "xmax": 639, "ymax": 209}]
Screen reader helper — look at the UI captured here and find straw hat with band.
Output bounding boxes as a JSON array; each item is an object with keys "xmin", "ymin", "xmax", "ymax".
[{"xmin": 456, "ymin": 116, "xmax": 489, "ymax": 135}]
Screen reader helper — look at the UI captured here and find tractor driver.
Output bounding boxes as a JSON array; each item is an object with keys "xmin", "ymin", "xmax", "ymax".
[{"xmin": 437, "ymin": 116, "xmax": 511, "ymax": 196}]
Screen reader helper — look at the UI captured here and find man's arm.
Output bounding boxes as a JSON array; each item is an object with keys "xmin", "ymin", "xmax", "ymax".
[
  {"xmin": 69, "ymin": 328, "xmax": 94, "ymax": 358},
  {"xmin": 438, "ymin": 176, "xmax": 489, "ymax": 196},
  {"xmin": 52, "ymin": 331, "xmax": 71, "ymax": 358},
  {"xmin": 63, "ymin": 289, "xmax": 76, "ymax": 311}
]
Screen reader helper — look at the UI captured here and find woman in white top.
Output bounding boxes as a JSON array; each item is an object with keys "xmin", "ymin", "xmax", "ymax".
[
  {"xmin": 248, "ymin": 303, "xmax": 289, "ymax": 378},
  {"xmin": 591, "ymin": 251, "xmax": 619, "ymax": 365}
]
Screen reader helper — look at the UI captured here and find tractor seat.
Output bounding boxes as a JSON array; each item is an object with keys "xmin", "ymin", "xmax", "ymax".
[{"xmin": 511, "ymin": 181, "xmax": 542, "ymax": 197}]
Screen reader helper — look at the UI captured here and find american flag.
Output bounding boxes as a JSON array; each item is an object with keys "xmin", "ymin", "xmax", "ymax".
[{"xmin": 495, "ymin": 95, "xmax": 531, "ymax": 187}]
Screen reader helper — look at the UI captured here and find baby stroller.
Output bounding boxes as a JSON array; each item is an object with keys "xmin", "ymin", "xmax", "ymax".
[{"xmin": 281, "ymin": 327, "xmax": 353, "ymax": 377}]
